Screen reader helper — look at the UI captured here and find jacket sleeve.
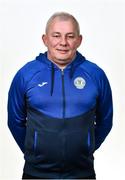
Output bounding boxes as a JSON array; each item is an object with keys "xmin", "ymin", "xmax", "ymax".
[
  {"xmin": 8, "ymin": 69, "xmax": 27, "ymax": 153},
  {"xmin": 95, "ymin": 70, "xmax": 113, "ymax": 150}
]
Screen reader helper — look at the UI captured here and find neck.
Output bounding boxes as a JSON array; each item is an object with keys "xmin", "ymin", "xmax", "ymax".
[
  {"xmin": 49, "ymin": 60, "xmax": 67, "ymax": 70},
  {"xmin": 47, "ymin": 53, "xmax": 76, "ymax": 70}
]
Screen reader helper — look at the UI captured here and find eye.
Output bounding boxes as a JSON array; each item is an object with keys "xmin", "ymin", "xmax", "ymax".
[
  {"xmin": 67, "ymin": 35, "xmax": 75, "ymax": 39},
  {"xmin": 52, "ymin": 34, "xmax": 60, "ymax": 38}
]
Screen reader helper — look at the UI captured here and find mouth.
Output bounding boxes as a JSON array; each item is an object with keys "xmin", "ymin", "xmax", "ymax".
[{"xmin": 56, "ymin": 49, "xmax": 69, "ymax": 54}]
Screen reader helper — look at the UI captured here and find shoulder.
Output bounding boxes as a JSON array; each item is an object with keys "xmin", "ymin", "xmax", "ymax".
[
  {"xmin": 12, "ymin": 57, "xmax": 43, "ymax": 86},
  {"xmin": 80, "ymin": 59, "xmax": 107, "ymax": 79},
  {"xmin": 20, "ymin": 59, "xmax": 42, "ymax": 74},
  {"xmin": 79, "ymin": 58, "xmax": 111, "ymax": 92}
]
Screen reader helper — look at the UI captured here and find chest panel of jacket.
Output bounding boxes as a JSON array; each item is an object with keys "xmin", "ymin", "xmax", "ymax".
[{"xmin": 26, "ymin": 66, "xmax": 98, "ymax": 118}]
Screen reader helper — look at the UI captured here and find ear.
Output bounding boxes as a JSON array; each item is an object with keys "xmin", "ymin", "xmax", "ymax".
[
  {"xmin": 77, "ymin": 35, "xmax": 82, "ymax": 48},
  {"xmin": 42, "ymin": 34, "xmax": 48, "ymax": 47}
]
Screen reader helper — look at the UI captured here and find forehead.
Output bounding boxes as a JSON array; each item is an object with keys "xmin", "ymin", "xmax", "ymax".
[{"xmin": 47, "ymin": 18, "xmax": 76, "ymax": 33}]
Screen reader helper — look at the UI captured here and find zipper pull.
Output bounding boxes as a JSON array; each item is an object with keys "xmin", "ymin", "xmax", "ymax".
[{"xmin": 61, "ymin": 69, "xmax": 64, "ymax": 75}]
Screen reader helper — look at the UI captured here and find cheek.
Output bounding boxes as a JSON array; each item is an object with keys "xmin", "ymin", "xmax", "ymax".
[
  {"xmin": 70, "ymin": 42, "xmax": 79, "ymax": 49},
  {"xmin": 48, "ymin": 39, "xmax": 59, "ymax": 47}
]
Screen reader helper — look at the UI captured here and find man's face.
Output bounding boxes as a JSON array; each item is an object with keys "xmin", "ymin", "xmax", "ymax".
[{"xmin": 42, "ymin": 18, "xmax": 82, "ymax": 67}]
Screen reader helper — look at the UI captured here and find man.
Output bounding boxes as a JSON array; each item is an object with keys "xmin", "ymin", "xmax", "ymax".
[{"xmin": 8, "ymin": 12, "xmax": 113, "ymax": 179}]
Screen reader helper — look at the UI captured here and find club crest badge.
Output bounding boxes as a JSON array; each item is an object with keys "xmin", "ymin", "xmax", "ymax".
[{"xmin": 74, "ymin": 77, "xmax": 86, "ymax": 89}]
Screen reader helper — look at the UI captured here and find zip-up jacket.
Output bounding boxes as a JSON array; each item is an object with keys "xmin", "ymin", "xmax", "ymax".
[{"xmin": 8, "ymin": 51, "xmax": 113, "ymax": 179}]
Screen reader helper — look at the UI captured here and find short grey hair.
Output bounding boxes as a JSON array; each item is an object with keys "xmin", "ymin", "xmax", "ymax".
[{"xmin": 45, "ymin": 12, "xmax": 80, "ymax": 35}]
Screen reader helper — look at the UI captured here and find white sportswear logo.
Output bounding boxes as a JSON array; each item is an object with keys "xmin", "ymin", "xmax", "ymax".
[{"xmin": 38, "ymin": 82, "xmax": 48, "ymax": 87}]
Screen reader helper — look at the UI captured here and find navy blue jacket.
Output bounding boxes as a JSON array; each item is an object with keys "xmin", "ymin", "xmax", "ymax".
[{"xmin": 8, "ymin": 51, "xmax": 113, "ymax": 178}]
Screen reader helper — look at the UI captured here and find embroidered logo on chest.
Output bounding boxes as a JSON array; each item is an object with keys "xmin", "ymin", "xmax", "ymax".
[{"xmin": 74, "ymin": 77, "xmax": 86, "ymax": 89}]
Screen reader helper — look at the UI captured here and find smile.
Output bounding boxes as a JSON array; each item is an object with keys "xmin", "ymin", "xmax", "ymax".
[{"xmin": 56, "ymin": 49, "xmax": 69, "ymax": 53}]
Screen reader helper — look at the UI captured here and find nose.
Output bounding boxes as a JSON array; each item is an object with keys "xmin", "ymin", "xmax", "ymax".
[{"xmin": 60, "ymin": 37, "xmax": 67, "ymax": 46}]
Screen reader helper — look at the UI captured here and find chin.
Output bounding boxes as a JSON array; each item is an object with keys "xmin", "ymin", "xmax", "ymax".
[
  {"xmin": 56, "ymin": 54, "xmax": 71, "ymax": 60},
  {"xmin": 57, "ymin": 57, "xmax": 70, "ymax": 62}
]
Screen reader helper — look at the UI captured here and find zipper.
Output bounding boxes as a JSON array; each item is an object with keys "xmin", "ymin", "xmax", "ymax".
[
  {"xmin": 61, "ymin": 69, "xmax": 66, "ymax": 170},
  {"xmin": 61, "ymin": 69, "xmax": 66, "ymax": 118}
]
